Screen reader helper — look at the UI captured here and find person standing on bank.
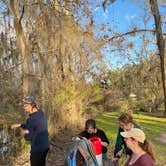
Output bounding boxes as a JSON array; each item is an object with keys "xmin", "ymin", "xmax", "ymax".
[
  {"xmin": 120, "ymin": 128, "xmax": 155, "ymax": 166},
  {"xmin": 113, "ymin": 113, "xmax": 140, "ymax": 164},
  {"xmin": 11, "ymin": 96, "xmax": 49, "ymax": 166}
]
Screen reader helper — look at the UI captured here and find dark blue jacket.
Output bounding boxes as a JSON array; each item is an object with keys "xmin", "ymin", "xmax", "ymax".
[{"xmin": 21, "ymin": 109, "xmax": 49, "ymax": 153}]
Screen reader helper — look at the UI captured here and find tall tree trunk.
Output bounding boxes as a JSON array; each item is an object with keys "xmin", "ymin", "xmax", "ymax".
[
  {"xmin": 8, "ymin": 0, "xmax": 30, "ymax": 94},
  {"xmin": 149, "ymin": 0, "xmax": 166, "ymax": 115},
  {"xmin": 59, "ymin": 18, "xmax": 65, "ymax": 81}
]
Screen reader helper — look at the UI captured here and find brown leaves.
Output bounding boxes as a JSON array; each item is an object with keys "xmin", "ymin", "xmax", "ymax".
[
  {"xmin": 115, "ymin": 37, "xmax": 126, "ymax": 45},
  {"xmin": 103, "ymin": 34, "xmax": 109, "ymax": 40},
  {"xmin": 76, "ymin": 0, "xmax": 82, "ymax": 6},
  {"xmin": 130, "ymin": 32, "xmax": 136, "ymax": 36},
  {"xmin": 101, "ymin": 24, "xmax": 106, "ymax": 31},
  {"xmin": 83, "ymin": 31, "xmax": 94, "ymax": 37},
  {"xmin": 126, "ymin": 42, "xmax": 134, "ymax": 49}
]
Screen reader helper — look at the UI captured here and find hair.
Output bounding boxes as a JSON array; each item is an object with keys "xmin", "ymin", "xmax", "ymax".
[
  {"xmin": 85, "ymin": 119, "xmax": 96, "ymax": 130},
  {"xmin": 118, "ymin": 113, "xmax": 139, "ymax": 126},
  {"xmin": 31, "ymin": 102, "xmax": 37, "ymax": 109},
  {"xmin": 138, "ymin": 140, "xmax": 155, "ymax": 161}
]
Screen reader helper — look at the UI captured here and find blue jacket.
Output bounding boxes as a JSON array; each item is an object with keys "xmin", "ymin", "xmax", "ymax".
[{"xmin": 21, "ymin": 109, "xmax": 49, "ymax": 153}]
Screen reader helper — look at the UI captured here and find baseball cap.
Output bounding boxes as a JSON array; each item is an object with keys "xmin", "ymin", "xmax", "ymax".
[
  {"xmin": 120, "ymin": 128, "xmax": 145, "ymax": 143},
  {"xmin": 20, "ymin": 96, "xmax": 36, "ymax": 105}
]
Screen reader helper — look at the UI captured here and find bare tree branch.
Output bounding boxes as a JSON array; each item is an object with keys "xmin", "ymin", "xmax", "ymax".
[
  {"xmin": 19, "ymin": 5, "xmax": 24, "ymax": 23},
  {"xmin": 108, "ymin": 28, "xmax": 166, "ymax": 41}
]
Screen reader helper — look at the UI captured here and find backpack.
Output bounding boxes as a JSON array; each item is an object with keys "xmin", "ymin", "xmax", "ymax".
[
  {"xmin": 66, "ymin": 137, "xmax": 99, "ymax": 166},
  {"xmin": 89, "ymin": 137, "xmax": 102, "ymax": 155}
]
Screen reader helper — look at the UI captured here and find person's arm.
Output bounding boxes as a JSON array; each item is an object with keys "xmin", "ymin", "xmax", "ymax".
[
  {"xmin": 114, "ymin": 127, "xmax": 124, "ymax": 157},
  {"xmin": 78, "ymin": 130, "xmax": 88, "ymax": 138},
  {"xmin": 11, "ymin": 123, "xmax": 29, "ymax": 136},
  {"xmin": 73, "ymin": 130, "xmax": 87, "ymax": 141},
  {"xmin": 100, "ymin": 130, "xmax": 109, "ymax": 147},
  {"xmin": 100, "ymin": 141, "xmax": 108, "ymax": 147},
  {"xmin": 11, "ymin": 124, "xmax": 21, "ymax": 129},
  {"xmin": 11, "ymin": 121, "xmax": 29, "ymax": 129},
  {"xmin": 23, "ymin": 118, "xmax": 37, "ymax": 141}
]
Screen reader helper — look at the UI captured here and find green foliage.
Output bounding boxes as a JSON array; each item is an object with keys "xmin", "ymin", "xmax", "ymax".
[
  {"xmin": 82, "ymin": 84, "xmax": 104, "ymax": 115},
  {"xmin": 55, "ymin": 83, "xmax": 77, "ymax": 105},
  {"xmin": 20, "ymin": 139, "xmax": 28, "ymax": 149},
  {"xmin": 102, "ymin": 55, "xmax": 163, "ymax": 113},
  {"xmin": 89, "ymin": 85, "xmax": 104, "ymax": 103},
  {"xmin": 55, "ymin": 80, "xmax": 103, "ymax": 110},
  {"xmin": 95, "ymin": 112, "xmax": 166, "ymax": 166}
]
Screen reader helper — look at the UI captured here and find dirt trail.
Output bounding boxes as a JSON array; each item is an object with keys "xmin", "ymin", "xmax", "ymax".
[
  {"xmin": 46, "ymin": 141, "xmax": 68, "ymax": 166},
  {"xmin": 12, "ymin": 137, "xmax": 70, "ymax": 166},
  {"xmin": 154, "ymin": 133, "xmax": 166, "ymax": 144}
]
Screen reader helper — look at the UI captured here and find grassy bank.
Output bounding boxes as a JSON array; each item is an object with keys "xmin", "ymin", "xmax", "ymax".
[{"xmin": 95, "ymin": 112, "xmax": 166, "ymax": 166}]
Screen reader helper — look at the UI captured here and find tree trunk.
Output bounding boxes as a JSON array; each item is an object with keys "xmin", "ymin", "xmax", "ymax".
[
  {"xmin": 8, "ymin": 0, "xmax": 30, "ymax": 94},
  {"xmin": 149, "ymin": 0, "xmax": 166, "ymax": 115}
]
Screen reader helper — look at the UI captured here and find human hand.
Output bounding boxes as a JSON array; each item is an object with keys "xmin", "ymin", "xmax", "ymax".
[
  {"xmin": 76, "ymin": 137, "xmax": 81, "ymax": 141},
  {"xmin": 21, "ymin": 129, "xmax": 29, "ymax": 135},
  {"xmin": 98, "ymin": 138, "xmax": 108, "ymax": 147},
  {"xmin": 117, "ymin": 149, "xmax": 123, "ymax": 157},
  {"xmin": 72, "ymin": 136, "xmax": 81, "ymax": 141},
  {"xmin": 112, "ymin": 157, "xmax": 119, "ymax": 163},
  {"xmin": 11, "ymin": 124, "xmax": 21, "ymax": 129}
]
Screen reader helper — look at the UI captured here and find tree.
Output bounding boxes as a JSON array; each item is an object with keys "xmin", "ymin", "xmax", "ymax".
[
  {"xmin": 0, "ymin": 0, "xmax": 106, "ymax": 135},
  {"xmin": 149, "ymin": 0, "xmax": 166, "ymax": 115},
  {"xmin": 102, "ymin": 0, "xmax": 166, "ymax": 115},
  {"xmin": 4, "ymin": 0, "xmax": 31, "ymax": 94}
]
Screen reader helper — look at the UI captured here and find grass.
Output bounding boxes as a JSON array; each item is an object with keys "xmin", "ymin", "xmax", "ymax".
[{"xmin": 95, "ymin": 112, "xmax": 166, "ymax": 166}]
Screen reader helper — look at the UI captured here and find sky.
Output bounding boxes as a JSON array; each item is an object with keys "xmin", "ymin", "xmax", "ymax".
[
  {"xmin": 0, "ymin": 0, "xmax": 165, "ymax": 69},
  {"xmin": 93, "ymin": 0, "xmax": 145, "ymax": 32},
  {"xmin": 87, "ymin": 0, "xmax": 166, "ymax": 69},
  {"xmin": 91, "ymin": 0, "xmax": 166, "ymax": 33}
]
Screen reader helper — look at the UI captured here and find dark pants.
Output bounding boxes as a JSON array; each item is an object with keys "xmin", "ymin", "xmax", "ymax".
[{"xmin": 30, "ymin": 150, "xmax": 48, "ymax": 166}]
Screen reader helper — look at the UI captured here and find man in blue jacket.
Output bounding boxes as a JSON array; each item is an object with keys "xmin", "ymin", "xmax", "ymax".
[{"xmin": 11, "ymin": 96, "xmax": 49, "ymax": 166}]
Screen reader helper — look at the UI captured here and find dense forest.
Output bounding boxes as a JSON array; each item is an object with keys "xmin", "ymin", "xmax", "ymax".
[{"xmin": 0, "ymin": 0, "xmax": 165, "ymax": 165}]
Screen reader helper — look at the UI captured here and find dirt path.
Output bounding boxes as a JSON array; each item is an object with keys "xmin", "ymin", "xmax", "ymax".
[
  {"xmin": 46, "ymin": 141, "xmax": 68, "ymax": 166},
  {"xmin": 11, "ymin": 136, "xmax": 70, "ymax": 166},
  {"xmin": 154, "ymin": 133, "xmax": 166, "ymax": 144},
  {"xmin": 13, "ymin": 147, "xmax": 30, "ymax": 166}
]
